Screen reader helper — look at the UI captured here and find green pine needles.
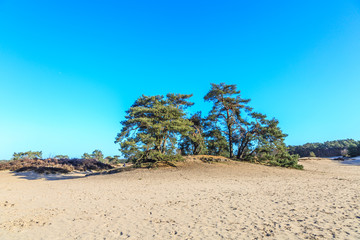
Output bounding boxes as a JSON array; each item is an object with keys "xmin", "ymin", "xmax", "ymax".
[{"xmin": 115, "ymin": 83, "xmax": 303, "ymax": 169}]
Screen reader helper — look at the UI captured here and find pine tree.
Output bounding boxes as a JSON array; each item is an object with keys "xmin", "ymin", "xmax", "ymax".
[
  {"xmin": 204, "ymin": 83, "xmax": 251, "ymax": 158},
  {"xmin": 91, "ymin": 150, "xmax": 104, "ymax": 162},
  {"xmin": 115, "ymin": 94, "xmax": 194, "ymax": 166}
]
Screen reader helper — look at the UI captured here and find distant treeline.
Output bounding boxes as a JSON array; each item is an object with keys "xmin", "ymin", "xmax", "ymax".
[{"xmin": 288, "ymin": 139, "xmax": 360, "ymax": 157}]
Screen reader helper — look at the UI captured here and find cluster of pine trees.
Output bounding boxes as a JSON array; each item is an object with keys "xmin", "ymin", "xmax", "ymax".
[
  {"xmin": 115, "ymin": 83, "xmax": 302, "ymax": 169},
  {"xmin": 288, "ymin": 139, "xmax": 360, "ymax": 158}
]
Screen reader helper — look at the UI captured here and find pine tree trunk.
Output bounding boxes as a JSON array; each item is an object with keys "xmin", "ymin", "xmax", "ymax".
[
  {"xmin": 226, "ymin": 109, "xmax": 233, "ymax": 159},
  {"xmin": 162, "ymin": 137, "xmax": 167, "ymax": 154},
  {"xmin": 228, "ymin": 127, "xmax": 233, "ymax": 158},
  {"xmin": 236, "ymin": 143, "xmax": 241, "ymax": 159}
]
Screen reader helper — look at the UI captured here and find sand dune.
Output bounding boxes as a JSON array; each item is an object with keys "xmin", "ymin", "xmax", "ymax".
[{"xmin": 1, "ymin": 159, "xmax": 359, "ymax": 239}]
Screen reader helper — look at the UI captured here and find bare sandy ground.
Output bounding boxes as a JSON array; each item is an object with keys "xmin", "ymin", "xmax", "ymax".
[{"xmin": 0, "ymin": 159, "xmax": 359, "ymax": 239}]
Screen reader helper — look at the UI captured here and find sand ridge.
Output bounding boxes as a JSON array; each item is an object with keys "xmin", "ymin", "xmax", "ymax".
[{"xmin": 0, "ymin": 159, "xmax": 359, "ymax": 239}]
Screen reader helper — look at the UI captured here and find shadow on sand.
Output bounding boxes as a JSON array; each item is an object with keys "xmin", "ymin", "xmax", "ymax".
[
  {"xmin": 12, "ymin": 171, "xmax": 87, "ymax": 181},
  {"xmin": 10, "ymin": 166, "xmax": 136, "ymax": 180},
  {"xmin": 341, "ymin": 159, "xmax": 360, "ymax": 166}
]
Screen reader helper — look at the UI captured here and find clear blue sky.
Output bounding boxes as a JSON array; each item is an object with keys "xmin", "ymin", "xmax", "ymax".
[{"xmin": 0, "ymin": 0, "xmax": 359, "ymax": 159}]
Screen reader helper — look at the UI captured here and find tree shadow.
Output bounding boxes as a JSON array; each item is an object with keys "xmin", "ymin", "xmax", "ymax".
[
  {"xmin": 12, "ymin": 171, "xmax": 87, "ymax": 181},
  {"xmin": 341, "ymin": 159, "xmax": 360, "ymax": 166}
]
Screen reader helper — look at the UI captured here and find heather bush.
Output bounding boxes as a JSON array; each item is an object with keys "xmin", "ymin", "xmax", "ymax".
[{"xmin": 0, "ymin": 158, "xmax": 113, "ymax": 173}]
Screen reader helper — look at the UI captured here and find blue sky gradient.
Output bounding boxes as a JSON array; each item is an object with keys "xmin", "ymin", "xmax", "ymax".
[{"xmin": 0, "ymin": 0, "xmax": 359, "ymax": 159}]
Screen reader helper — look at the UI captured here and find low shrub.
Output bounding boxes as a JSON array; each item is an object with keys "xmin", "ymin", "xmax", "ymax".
[
  {"xmin": 256, "ymin": 152, "xmax": 303, "ymax": 169},
  {"xmin": 0, "ymin": 158, "xmax": 113, "ymax": 173},
  {"xmin": 131, "ymin": 150, "xmax": 184, "ymax": 168}
]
